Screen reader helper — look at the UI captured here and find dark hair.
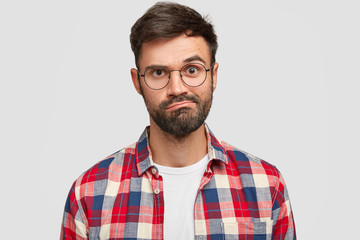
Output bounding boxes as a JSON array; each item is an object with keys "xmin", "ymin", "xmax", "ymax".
[{"xmin": 130, "ymin": 2, "xmax": 218, "ymax": 68}]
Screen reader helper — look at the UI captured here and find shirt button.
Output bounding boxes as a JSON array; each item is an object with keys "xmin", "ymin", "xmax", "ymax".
[
  {"xmin": 154, "ymin": 188, "xmax": 160, "ymax": 194},
  {"xmin": 151, "ymin": 168, "xmax": 157, "ymax": 175}
]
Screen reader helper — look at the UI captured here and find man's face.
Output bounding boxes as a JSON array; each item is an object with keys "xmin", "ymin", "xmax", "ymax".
[{"xmin": 131, "ymin": 34, "xmax": 218, "ymax": 137}]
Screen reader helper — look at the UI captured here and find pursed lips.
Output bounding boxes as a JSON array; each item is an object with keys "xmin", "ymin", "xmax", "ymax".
[{"xmin": 165, "ymin": 101, "xmax": 196, "ymax": 111}]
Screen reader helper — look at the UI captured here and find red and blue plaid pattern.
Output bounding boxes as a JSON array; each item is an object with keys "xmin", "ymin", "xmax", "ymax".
[{"xmin": 61, "ymin": 125, "xmax": 296, "ymax": 239}]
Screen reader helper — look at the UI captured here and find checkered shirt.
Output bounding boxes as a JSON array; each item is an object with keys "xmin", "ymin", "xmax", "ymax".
[{"xmin": 61, "ymin": 125, "xmax": 296, "ymax": 239}]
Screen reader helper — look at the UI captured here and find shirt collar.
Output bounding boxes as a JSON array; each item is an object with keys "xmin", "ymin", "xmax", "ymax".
[{"xmin": 135, "ymin": 123, "xmax": 228, "ymax": 176}]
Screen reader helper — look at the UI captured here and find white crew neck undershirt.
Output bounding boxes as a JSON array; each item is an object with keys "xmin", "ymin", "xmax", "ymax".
[{"xmin": 154, "ymin": 154, "xmax": 209, "ymax": 240}]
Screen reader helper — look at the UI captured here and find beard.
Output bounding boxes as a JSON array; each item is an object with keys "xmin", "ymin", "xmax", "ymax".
[{"xmin": 141, "ymin": 86, "xmax": 213, "ymax": 137}]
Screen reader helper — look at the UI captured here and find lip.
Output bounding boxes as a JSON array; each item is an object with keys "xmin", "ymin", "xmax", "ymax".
[{"xmin": 166, "ymin": 101, "xmax": 195, "ymax": 111}]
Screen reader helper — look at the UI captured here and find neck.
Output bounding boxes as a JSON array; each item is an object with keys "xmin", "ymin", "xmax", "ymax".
[{"xmin": 148, "ymin": 119, "xmax": 208, "ymax": 167}]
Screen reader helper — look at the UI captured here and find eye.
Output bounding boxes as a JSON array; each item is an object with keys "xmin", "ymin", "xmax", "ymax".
[
  {"xmin": 187, "ymin": 66, "xmax": 198, "ymax": 74},
  {"xmin": 149, "ymin": 68, "xmax": 168, "ymax": 78},
  {"xmin": 182, "ymin": 64, "xmax": 201, "ymax": 77}
]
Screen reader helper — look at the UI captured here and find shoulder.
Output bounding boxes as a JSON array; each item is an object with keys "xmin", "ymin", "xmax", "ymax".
[
  {"xmin": 220, "ymin": 140, "xmax": 283, "ymax": 190},
  {"xmin": 71, "ymin": 142, "xmax": 137, "ymax": 197},
  {"xmin": 221, "ymin": 141, "xmax": 280, "ymax": 175}
]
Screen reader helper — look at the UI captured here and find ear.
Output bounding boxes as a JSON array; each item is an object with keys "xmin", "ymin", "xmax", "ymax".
[
  {"xmin": 131, "ymin": 68, "xmax": 142, "ymax": 95},
  {"xmin": 211, "ymin": 63, "xmax": 219, "ymax": 91}
]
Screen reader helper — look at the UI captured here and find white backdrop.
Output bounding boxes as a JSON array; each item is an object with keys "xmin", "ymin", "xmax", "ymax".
[{"xmin": 1, "ymin": 0, "xmax": 359, "ymax": 239}]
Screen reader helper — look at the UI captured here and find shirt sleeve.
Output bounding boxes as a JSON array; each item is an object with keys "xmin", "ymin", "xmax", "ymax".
[
  {"xmin": 60, "ymin": 182, "xmax": 89, "ymax": 240},
  {"xmin": 271, "ymin": 170, "xmax": 296, "ymax": 240}
]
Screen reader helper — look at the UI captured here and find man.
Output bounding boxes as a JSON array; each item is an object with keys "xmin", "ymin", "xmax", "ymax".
[{"xmin": 61, "ymin": 2, "xmax": 296, "ymax": 239}]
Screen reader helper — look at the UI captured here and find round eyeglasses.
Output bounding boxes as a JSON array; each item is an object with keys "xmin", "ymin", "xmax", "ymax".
[{"xmin": 137, "ymin": 63, "xmax": 213, "ymax": 90}]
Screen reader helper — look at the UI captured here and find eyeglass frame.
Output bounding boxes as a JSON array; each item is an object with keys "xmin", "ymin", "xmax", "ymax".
[{"xmin": 137, "ymin": 62, "xmax": 214, "ymax": 90}]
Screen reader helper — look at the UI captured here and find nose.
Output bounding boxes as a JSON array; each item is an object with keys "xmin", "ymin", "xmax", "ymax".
[{"xmin": 166, "ymin": 70, "xmax": 188, "ymax": 96}]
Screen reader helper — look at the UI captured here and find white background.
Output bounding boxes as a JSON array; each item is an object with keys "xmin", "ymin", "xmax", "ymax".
[{"xmin": 1, "ymin": 0, "xmax": 359, "ymax": 239}]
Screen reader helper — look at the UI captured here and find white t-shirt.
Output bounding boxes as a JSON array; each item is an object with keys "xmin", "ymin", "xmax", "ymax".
[{"xmin": 154, "ymin": 155, "xmax": 209, "ymax": 240}]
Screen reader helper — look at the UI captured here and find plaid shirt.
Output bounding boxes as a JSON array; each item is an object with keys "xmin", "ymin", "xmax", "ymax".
[{"xmin": 61, "ymin": 125, "xmax": 296, "ymax": 239}]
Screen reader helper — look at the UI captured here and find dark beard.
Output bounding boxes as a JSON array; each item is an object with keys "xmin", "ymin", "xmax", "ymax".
[{"xmin": 143, "ymin": 92, "xmax": 213, "ymax": 137}]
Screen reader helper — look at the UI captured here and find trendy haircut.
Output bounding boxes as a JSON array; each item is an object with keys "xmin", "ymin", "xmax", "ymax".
[{"xmin": 130, "ymin": 2, "xmax": 218, "ymax": 69}]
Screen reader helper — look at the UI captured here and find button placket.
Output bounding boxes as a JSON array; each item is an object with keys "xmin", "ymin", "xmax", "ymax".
[{"xmin": 150, "ymin": 167, "xmax": 161, "ymax": 195}]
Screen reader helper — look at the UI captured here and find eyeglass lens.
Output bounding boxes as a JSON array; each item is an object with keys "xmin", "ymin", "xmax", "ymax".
[{"xmin": 143, "ymin": 63, "xmax": 208, "ymax": 90}]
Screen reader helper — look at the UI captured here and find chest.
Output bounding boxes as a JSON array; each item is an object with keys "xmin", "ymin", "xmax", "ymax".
[{"xmin": 84, "ymin": 167, "xmax": 274, "ymax": 239}]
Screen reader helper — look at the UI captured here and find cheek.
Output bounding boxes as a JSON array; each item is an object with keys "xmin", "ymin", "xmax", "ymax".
[
  {"xmin": 197, "ymin": 83, "xmax": 213, "ymax": 98},
  {"xmin": 142, "ymin": 90, "xmax": 164, "ymax": 107}
]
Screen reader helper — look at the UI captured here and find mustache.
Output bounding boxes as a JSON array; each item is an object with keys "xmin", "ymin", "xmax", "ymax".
[{"xmin": 159, "ymin": 94, "xmax": 200, "ymax": 109}]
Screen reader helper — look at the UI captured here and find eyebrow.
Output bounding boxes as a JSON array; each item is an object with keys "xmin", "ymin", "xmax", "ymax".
[
  {"xmin": 183, "ymin": 55, "xmax": 206, "ymax": 64},
  {"xmin": 144, "ymin": 65, "xmax": 168, "ymax": 72},
  {"xmin": 143, "ymin": 55, "xmax": 207, "ymax": 71}
]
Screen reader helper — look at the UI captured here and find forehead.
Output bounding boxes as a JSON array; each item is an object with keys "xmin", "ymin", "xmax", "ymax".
[{"xmin": 138, "ymin": 34, "xmax": 211, "ymax": 69}]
